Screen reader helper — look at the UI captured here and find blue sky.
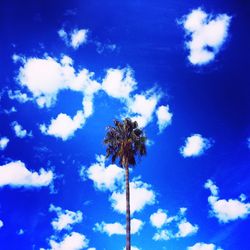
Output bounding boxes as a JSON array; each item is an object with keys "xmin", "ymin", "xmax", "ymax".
[{"xmin": 0, "ymin": 0, "xmax": 250, "ymax": 250}]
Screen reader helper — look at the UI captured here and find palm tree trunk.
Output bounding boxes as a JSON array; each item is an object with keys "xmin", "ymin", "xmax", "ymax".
[{"xmin": 125, "ymin": 164, "xmax": 131, "ymax": 250}]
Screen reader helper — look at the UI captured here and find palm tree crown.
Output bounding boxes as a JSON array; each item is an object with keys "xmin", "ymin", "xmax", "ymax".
[{"xmin": 104, "ymin": 118, "xmax": 147, "ymax": 168}]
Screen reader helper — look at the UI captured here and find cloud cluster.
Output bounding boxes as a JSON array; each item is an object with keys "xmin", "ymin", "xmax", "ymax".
[
  {"xmin": 0, "ymin": 161, "xmax": 53, "ymax": 188},
  {"xmin": 181, "ymin": 8, "xmax": 231, "ymax": 65},
  {"xmin": 58, "ymin": 28, "xmax": 88, "ymax": 49},
  {"xmin": 180, "ymin": 134, "xmax": 212, "ymax": 157},
  {"xmin": 0, "ymin": 137, "xmax": 9, "ymax": 150},
  {"xmin": 46, "ymin": 204, "xmax": 91, "ymax": 250},
  {"xmin": 94, "ymin": 218, "xmax": 144, "ymax": 236},
  {"xmin": 205, "ymin": 179, "xmax": 250, "ymax": 223},
  {"xmin": 49, "ymin": 204, "xmax": 83, "ymax": 231},
  {"xmin": 150, "ymin": 208, "xmax": 198, "ymax": 241},
  {"xmin": 187, "ymin": 242, "xmax": 223, "ymax": 250},
  {"xmin": 13, "ymin": 54, "xmax": 172, "ymax": 140}
]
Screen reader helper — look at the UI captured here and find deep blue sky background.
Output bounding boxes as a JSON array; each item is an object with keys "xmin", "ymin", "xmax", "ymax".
[{"xmin": 0, "ymin": 0, "xmax": 250, "ymax": 250}]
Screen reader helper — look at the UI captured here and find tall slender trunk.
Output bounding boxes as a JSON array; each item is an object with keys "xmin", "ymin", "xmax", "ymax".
[{"xmin": 125, "ymin": 164, "xmax": 131, "ymax": 250}]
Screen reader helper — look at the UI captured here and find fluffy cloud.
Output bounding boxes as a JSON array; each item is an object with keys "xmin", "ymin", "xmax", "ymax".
[
  {"xmin": 49, "ymin": 204, "xmax": 83, "ymax": 231},
  {"xmin": 125, "ymin": 90, "xmax": 161, "ymax": 128},
  {"xmin": 58, "ymin": 28, "xmax": 88, "ymax": 49},
  {"xmin": 71, "ymin": 29, "xmax": 88, "ymax": 49},
  {"xmin": 180, "ymin": 134, "xmax": 212, "ymax": 157},
  {"xmin": 11, "ymin": 121, "xmax": 32, "ymax": 138},
  {"xmin": 16, "ymin": 55, "xmax": 100, "ymax": 108},
  {"xmin": 175, "ymin": 219, "xmax": 198, "ymax": 238},
  {"xmin": 110, "ymin": 179, "xmax": 156, "ymax": 215},
  {"xmin": 0, "ymin": 161, "xmax": 53, "ymax": 188},
  {"xmin": 181, "ymin": 8, "xmax": 231, "ymax": 65},
  {"xmin": 49, "ymin": 232, "xmax": 89, "ymax": 250},
  {"xmin": 205, "ymin": 179, "xmax": 250, "ymax": 223},
  {"xmin": 156, "ymin": 105, "xmax": 173, "ymax": 133},
  {"xmin": 151, "ymin": 208, "xmax": 198, "ymax": 241},
  {"xmin": 187, "ymin": 242, "xmax": 223, "ymax": 250},
  {"xmin": 0, "ymin": 137, "xmax": 9, "ymax": 150},
  {"xmin": 102, "ymin": 67, "xmax": 137, "ymax": 99},
  {"xmin": 150, "ymin": 209, "xmax": 174, "ymax": 229},
  {"xmin": 94, "ymin": 218, "xmax": 144, "ymax": 236},
  {"xmin": 40, "ymin": 111, "xmax": 86, "ymax": 141},
  {"xmin": 87, "ymin": 155, "xmax": 124, "ymax": 191}
]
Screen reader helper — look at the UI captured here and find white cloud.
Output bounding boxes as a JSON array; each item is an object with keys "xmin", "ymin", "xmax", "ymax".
[
  {"xmin": 0, "ymin": 220, "xmax": 3, "ymax": 228},
  {"xmin": 180, "ymin": 134, "xmax": 212, "ymax": 157},
  {"xmin": 151, "ymin": 207, "xmax": 198, "ymax": 241},
  {"xmin": 125, "ymin": 90, "xmax": 161, "ymax": 128},
  {"xmin": 187, "ymin": 242, "xmax": 223, "ymax": 250},
  {"xmin": 11, "ymin": 121, "xmax": 32, "ymax": 138},
  {"xmin": 0, "ymin": 161, "xmax": 53, "ymax": 188},
  {"xmin": 181, "ymin": 8, "xmax": 231, "ymax": 65},
  {"xmin": 110, "ymin": 179, "xmax": 156, "ymax": 215},
  {"xmin": 205, "ymin": 179, "xmax": 250, "ymax": 223},
  {"xmin": 49, "ymin": 204, "xmax": 83, "ymax": 231},
  {"xmin": 58, "ymin": 28, "xmax": 88, "ymax": 49},
  {"xmin": 8, "ymin": 90, "xmax": 31, "ymax": 103},
  {"xmin": 0, "ymin": 137, "xmax": 9, "ymax": 150},
  {"xmin": 71, "ymin": 29, "xmax": 88, "ymax": 49},
  {"xmin": 247, "ymin": 138, "xmax": 250, "ymax": 149},
  {"xmin": 49, "ymin": 232, "xmax": 89, "ymax": 250},
  {"xmin": 150, "ymin": 209, "xmax": 175, "ymax": 229},
  {"xmin": 156, "ymin": 105, "xmax": 173, "ymax": 133},
  {"xmin": 87, "ymin": 155, "xmax": 124, "ymax": 191},
  {"xmin": 40, "ymin": 111, "xmax": 86, "ymax": 141},
  {"xmin": 16, "ymin": 55, "xmax": 100, "ymax": 108},
  {"xmin": 102, "ymin": 67, "xmax": 137, "ymax": 99},
  {"xmin": 175, "ymin": 219, "xmax": 198, "ymax": 238},
  {"xmin": 94, "ymin": 218, "xmax": 143, "ymax": 236}
]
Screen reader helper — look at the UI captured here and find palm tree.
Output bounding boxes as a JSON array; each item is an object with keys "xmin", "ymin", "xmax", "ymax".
[{"xmin": 104, "ymin": 118, "xmax": 147, "ymax": 250}]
